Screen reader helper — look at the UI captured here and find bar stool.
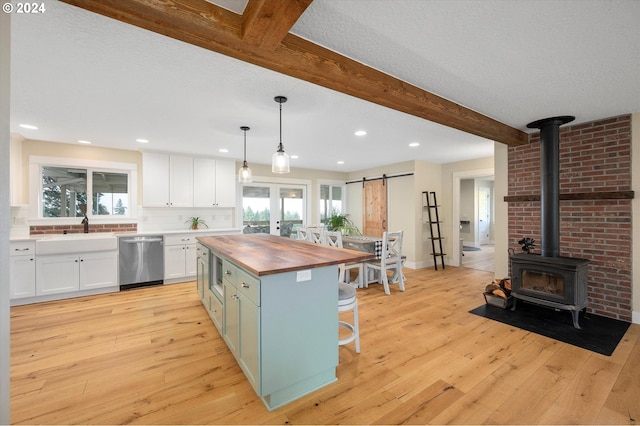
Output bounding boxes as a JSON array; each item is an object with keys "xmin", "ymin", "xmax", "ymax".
[{"xmin": 338, "ymin": 282, "xmax": 360, "ymax": 353}]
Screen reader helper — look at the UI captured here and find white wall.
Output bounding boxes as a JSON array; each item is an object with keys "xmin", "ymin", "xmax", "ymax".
[
  {"xmin": 493, "ymin": 142, "xmax": 509, "ymax": 279},
  {"xmin": 1, "ymin": 9, "xmax": 11, "ymax": 424}
]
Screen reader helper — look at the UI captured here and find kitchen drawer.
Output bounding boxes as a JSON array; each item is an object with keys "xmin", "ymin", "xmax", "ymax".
[
  {"xmin": 196, "ymin": 242, "xmax": 209, "ymax": 261},
  {"xmin": 222, "ymin": 259, "xmax": 237, "ymax": 285},
  {"xmin": 10, "ymin": 240, "xmax": 35, "ymax": 256},
  {"xmin": 164, "ymin": 234, "xmax": 197, "ymax": 246},
  {"xmin": 237, "ymin": 268, "xmax": 260, "ymax": 306}
]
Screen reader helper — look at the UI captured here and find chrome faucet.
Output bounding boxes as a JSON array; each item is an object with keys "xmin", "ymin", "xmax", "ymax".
[{"xmin": 81, "ymin": 214, "xmax": 89, "ymax": 233}]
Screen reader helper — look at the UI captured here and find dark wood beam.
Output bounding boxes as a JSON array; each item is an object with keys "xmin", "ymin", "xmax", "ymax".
[
  {"xmin": 242, "ymin": 0, "xmax": 313, "ymax": 51},
  {"xmin": 59, "ymin": 0, "xmax": 528, "ymax": 146}
]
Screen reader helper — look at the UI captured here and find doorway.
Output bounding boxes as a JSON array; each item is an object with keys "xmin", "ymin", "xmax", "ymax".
[
  {"xmin": 452, "ymin": 169, "xmax": 495, "ymax": 271},
  {"xmin": 241, "ymin": 183, "xmax": 306, "ymax": 238}
]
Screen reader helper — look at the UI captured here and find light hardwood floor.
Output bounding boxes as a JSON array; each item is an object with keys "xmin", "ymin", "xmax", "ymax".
[{"xmin": 10, "ymin": 265, "xmax": 640, "ymax": 425}]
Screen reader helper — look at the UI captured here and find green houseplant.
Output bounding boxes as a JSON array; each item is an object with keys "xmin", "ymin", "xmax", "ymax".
[
  {"xmin": 186, "ymin": 217, "xmax": 208, "ymax": 230},
  {"xmin": 327, "ymin": 212, "xmax": 361, "ymax": 236}
]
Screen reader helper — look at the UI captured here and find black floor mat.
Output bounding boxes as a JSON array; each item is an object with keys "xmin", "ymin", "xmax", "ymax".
[{"xmin": 469, "ymin": 301, "xmax": 630, "ymax": 356}]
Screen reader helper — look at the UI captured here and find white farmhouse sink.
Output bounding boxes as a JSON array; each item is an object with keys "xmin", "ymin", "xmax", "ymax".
[{"xmin": 36, "ymin": 233, "xmax": 117, "ymax": 255}]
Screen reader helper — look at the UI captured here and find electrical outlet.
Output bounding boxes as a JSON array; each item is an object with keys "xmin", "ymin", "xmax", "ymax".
[{"xmin": 296, "ymin": 270, "xmax": 312, "ymax": 282}]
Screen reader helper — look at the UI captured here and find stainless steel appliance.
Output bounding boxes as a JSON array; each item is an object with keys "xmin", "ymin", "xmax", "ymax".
[{"xmin": 119, "ymin": 235, "xmax": 164, "ymax": 290}]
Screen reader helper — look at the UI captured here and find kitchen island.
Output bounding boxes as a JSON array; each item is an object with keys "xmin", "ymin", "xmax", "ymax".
[{"xmin": 197, "ymin": 233, "xmax": 373, "ymax": 411}]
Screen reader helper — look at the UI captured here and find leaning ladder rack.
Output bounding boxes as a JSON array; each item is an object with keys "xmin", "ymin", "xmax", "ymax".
[{"xmin": 423, "ymin": 191, "xmax": 446, "ymax": 270}]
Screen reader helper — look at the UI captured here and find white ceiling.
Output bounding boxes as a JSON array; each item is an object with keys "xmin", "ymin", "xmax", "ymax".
[{"xmin": 9, "ymin": 0, "xmax": 640, "ymax": 173}]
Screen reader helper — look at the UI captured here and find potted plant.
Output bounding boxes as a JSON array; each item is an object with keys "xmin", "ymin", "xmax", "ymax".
[
  {"xmin": 327, "ymin": 212, "xmax": 361, "ymax": 236},
  {"xmin": 186, "ymin": 217, "xmax": 208, "ymax": 230}
]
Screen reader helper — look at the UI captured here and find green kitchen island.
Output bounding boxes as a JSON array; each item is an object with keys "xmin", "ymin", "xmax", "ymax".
[{"xmin": 196, "ymin": 233, "xmax": 373, "ymax": 411}]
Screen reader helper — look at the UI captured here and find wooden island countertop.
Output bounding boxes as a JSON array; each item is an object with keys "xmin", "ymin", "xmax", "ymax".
[{"xmin": 197, "ymin": 233, "xmax": 374, "ymax": 276}]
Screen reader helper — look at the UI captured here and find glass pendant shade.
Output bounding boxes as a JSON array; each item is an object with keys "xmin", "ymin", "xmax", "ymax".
[
  {"xmin": 238, "ymin": 162, "xmax": 252, "ymax": 183},
  {"xmin": 272, "ymin": 96, "xmax": 290, "ymax": 174},
  {"xmin": 238, "ymin": 126, "xmax": 252, "ymax": 183},
  {"xmin": 272, "ymin": 143, "xmax": 290, "ymax": 173}
]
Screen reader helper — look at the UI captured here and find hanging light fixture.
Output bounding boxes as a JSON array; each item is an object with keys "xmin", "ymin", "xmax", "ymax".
[
  {"xmin": 238, "ymin": 126, "xmax": 252, "ymax": 183},
  {"xmin": 272, "ymin": 95, "xmax": 290, "ymax": 173}
]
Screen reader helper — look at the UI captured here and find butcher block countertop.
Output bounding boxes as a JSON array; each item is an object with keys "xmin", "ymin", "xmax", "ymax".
[{"xmin": 197, "ymin": 234, "xmax": 374, "ymax": 276}]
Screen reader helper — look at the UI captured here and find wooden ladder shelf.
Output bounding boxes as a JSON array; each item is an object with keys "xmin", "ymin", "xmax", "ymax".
[{"xmin": 423, "ymin": 191, "xmax": 446, "ymax": 270}]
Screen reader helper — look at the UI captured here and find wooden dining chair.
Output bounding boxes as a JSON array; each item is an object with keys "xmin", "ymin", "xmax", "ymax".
[
  {"xmin": 364, "ymin": 230, "xmax": 405, "ymax": 295},
  {"xmin": 307, "ymin": 227, "xmax": 326, "ymax": 244},
  {"xmin": 325, "ymin": 230, "xmax": 364, "ymax": 288}
]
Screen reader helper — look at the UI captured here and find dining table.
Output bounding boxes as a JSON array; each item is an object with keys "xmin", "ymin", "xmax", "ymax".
[
  {"xmin": 342, "ymin": 235, "xmax": 383, "ymax": 259},
  {"xmin": 342, "ymin": 234, "xmax": 406, "ymax": 285}
]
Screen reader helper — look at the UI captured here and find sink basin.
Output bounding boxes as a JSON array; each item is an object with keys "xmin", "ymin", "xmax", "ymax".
[
  {"xmin": 36, "ymin": 233, "xmax": 117, "ymax": 255},
  {"xmin": 41, "ymin": 232, "xmax": 115, "ymax": 240}
]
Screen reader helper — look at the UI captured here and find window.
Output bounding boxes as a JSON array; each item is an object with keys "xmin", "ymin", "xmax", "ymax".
[
  {"xmin": 320, "ymin": 184, "xmax": 344, "ymax": 224},
  {"xmin": 32, "ymin": 156, "xmax": 137, "ymax": 221},
  {"xmin": 41, "ymin": 167, "xmax": 129, "ymax": 217}
]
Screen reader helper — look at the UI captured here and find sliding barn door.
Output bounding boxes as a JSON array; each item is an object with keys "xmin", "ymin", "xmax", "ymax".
[{"xmin": 363, "ymin": 179, "xmax": 387, "ymax": 237}]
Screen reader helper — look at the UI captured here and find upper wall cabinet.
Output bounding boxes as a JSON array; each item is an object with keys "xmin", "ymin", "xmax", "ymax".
[
  {"xmin": 142, "ymin": 153, "xmax": 193, "ymax": 207},
  {"xmin": 143, "ymin": 153, "xmax": 236, "ymax": 208},
  {"xmin": 193, "ymin": 158, "xmax": 236, "ymax": 208}
]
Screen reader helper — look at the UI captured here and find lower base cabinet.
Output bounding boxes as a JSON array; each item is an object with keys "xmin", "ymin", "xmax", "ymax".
[
  {"xmin": 36, "ymin": 251, "xmax": 117, "ymax": 296},
  {"xmin": 199, "ymin": 253, "xmax": 339, "ymax": 411}
]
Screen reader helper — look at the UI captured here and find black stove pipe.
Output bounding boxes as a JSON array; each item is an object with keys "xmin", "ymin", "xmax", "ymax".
[{"xmin": 526, "ymin": 115, "xmax": 575, "ymax": 257}]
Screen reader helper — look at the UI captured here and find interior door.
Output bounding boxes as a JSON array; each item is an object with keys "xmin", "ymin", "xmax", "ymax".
[
  {"xmin": 363, "ymin": 179, "xmax": 387, "ymax": 237},
  {"xmin": 478, "ymin": 186, "xmax": 491, "ymax": 244}
]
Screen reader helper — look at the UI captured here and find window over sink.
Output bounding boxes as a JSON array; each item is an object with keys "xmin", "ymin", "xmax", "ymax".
[{"xmin": 30, "ymin": 156, "xmax": 137, "ymax": 223}]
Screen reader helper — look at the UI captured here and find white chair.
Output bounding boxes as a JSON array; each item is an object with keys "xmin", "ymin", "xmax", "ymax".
[
  {"xmin": 338, "ymin": 282, "xmax": 360, "ymax": 353},
  {"xmin": 296, "ymin": 228, "xmax": 309, "ymax": 241},
  {"xmin": 325, "ymin": 230, "xmax": 364, "ymax": 288},
  {"xmin": 364, "ymin": 230, "xmax": 405, "ymax": 295},
  {"xmin": 307, "ymin": 227, "xmax": 326, "ymax": 244}
]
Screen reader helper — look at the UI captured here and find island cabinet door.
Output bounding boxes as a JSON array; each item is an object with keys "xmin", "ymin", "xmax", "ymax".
[
  {"xmin": 238, "ymin": 293, "xmax": 260, "ymax": 393},
  {"xmin": 223, "ymin": 280, "xmax": 239, "ymax": 355}
]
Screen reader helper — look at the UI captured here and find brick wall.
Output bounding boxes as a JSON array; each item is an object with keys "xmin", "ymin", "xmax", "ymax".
[
  {"xmin": 508, "ymin": 115, "xmax": 632, "ymax": 321},
  {"xmin": 30, "ymin": 223, "xmax": 137, "ymax": 235}
]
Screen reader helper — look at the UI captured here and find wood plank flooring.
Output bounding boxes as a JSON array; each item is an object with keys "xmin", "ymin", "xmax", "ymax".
[{"xmin": 10, "ymin": 265, "xmax": 640, "ymax": 424}]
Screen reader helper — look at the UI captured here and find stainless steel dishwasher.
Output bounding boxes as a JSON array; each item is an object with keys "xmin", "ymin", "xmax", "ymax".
[{"xmin": 119, "ymin": 235, "xmax": 164, "ymax": 290}]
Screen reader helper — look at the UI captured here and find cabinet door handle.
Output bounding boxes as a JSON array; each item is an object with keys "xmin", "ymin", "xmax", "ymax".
[
  {"xmin": 241, "ymin": 283, "xmax": 250, "ymax": 288},
  {"xmin": 14, "ymin": 248, "xmax": 30, "ymax": 252},
  {"xmin": 225, "ymin": 270, "xmax": 232, "ymax": 275}
]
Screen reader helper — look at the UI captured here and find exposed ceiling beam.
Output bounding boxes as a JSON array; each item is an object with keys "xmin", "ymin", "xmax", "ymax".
[
  {"xmin": 59, "ymin": 0, "xmax": 528, "ymax": 146},
  {"xmin": 242, "ymin": 0, "xmax": 313, "ymax": 51}
]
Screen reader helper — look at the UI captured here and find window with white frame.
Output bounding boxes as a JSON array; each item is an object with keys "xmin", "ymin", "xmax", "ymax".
[
  {"xmin": 319, "ymin": 183, "xmax": 345, "ymax": 224},
  {"xmin": 31, "ymin": 156, "xmax": 137, "ymax": 221}
]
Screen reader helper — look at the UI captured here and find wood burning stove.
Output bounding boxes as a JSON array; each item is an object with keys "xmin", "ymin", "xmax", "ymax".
[
  {"xmin": 509, "ymin": 115, "xmax": 590, "ymax": 329},
  {"xmin": 510, "ymin": 253, "xmax": 589, "ymax": 328}
]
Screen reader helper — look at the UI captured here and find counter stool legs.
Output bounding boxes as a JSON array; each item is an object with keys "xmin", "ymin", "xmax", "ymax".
[{"xmin": 338, "ymin": 283, "xmax": 360, "ymax": 353}]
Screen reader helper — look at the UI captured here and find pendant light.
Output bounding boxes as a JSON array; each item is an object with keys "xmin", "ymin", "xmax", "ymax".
[
  {"xmin": 272, "ymin": 95, "xmax": 290, "ymax": 173},
  {"xmin": 238, "ymin": 126, "xmax": 252, "ymax": 183}
]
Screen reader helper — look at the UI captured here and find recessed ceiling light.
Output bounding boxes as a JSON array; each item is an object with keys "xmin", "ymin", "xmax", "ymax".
[
  {"xmin": 219, "ymin": 148, "xmax": 229, "ymax": 153},
  {"xmin": 19, "ymin": 124, "xmax": 38, "ymax": 130},
  {"xmin": 78, "ymin": 140, "xmax": 91, "ymax": 144},
  {"xmin": 291, "ymin": 155, "xmax": 299, "ymax": 159},
  {"xmin": 354, "ymin": 130, "xmax": 367, "ymax": 136},
  {"xmin": 136, "ymin": 138, "xmax": 149, "ymax": 143},
  {"xmin": 337, "ymin": 161, "xmax": 345, "ymax": 165},
  {"xmin": 409, "ymin": 142, "xmax": 420, "ymax": 147}
]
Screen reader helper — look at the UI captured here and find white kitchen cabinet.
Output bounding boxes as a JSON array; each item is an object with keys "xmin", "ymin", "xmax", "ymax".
[
  {"xmin": 10, "ymin": 241, "xmax": 36, "ymax": 299},
  {"xmin": 169, "ymin": 155, "xmax": 194, "ymax": 207},
  {"xmin": 164, "ymin": 234, "xmax": 197, "ymax": 281},
  {"xmin": 193, "ymin": 158, "xmax": 236, "ymax": 207},
  {"xmin": 36, "ymin": 251, "xmax": 118, "ymax": 296},
  {"xmin": 79, "ymin": 251, "xmax": 119, "ymax": 290},
  {"xmin": 142, "ymin": 153, "xmax": 193, "ymax": 207}
]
